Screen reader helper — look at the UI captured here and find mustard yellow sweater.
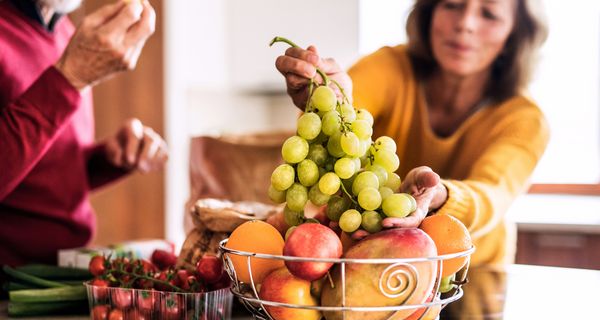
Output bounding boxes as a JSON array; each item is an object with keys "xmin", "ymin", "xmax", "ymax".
[{"xmin": 348, "ymin": 45, "xmax": 550, "ymax": 265}]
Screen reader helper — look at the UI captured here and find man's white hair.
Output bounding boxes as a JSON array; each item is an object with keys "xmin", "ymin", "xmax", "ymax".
[{"xmin": 38, "ymin": 0, "xmax": 83, "ymax": 14}]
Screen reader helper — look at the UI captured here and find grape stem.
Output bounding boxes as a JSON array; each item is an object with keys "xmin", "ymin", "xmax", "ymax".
[
  {"xmin": 330, "ymin": 79, "xmax": 350, "ymax": 105},
  {"xmin": 270, "ymin": 36, "xmax": 330, "ymax": 86},
  {"xmin": 339, "ymin": 182, "xmax": 358, "ymax": 205}
]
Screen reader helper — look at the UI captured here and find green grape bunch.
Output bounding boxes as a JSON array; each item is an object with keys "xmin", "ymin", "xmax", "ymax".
[{"xmin": 268, "ymin": 36, "xmax": 417, "ymax": 235}]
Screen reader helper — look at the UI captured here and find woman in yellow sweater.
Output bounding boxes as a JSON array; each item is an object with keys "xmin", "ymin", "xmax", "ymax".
[{"xmin": 275, "ymin": 0, "xmax": 548, "ymax": 265}]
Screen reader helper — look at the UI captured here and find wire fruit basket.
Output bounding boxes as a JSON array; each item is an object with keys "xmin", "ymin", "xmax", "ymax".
[{"xmin": 219, "ymin": 238, "xmax": 474, "ymax": 320}]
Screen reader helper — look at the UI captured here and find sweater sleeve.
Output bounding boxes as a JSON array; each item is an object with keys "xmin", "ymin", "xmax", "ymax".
[
  {"xmin": 436, "ymin": 106, "xmax": 550, "ymax": 240},
  {"xmin": 0, "ymin": 67, "xmax": 80, "ymax": 200},
  {"xmin": 84, "ymin": 143, "xmax": 131, "ymax": 190},
  {"xmin": 348, "ymin": 46, "xmax": 407, "ymax": 118}
]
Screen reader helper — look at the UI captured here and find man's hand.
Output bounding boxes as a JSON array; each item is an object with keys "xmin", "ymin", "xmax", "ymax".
[
  {"xmin": 275, "ymin": 45, "xmax": 352, "ymax": 109},
  {"xmin": 104, "ymin": 118, "xmax": 168, "ymax": 173},
  {"xmin": 55, "ymin": 0, "xmax": 156, "ymax": 90}
]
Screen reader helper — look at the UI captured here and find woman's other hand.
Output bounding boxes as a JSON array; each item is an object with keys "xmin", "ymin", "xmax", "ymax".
[
  {"xmin": 275, "ymin": 45, "xmax": 352, "ymax": 109},
  {"xmin": 104, "ymin": 118, "xmax": 168, "ymax": 173}
]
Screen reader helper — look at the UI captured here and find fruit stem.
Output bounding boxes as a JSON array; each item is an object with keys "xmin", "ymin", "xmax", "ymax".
[
  {"xmin": 270, "ymin": 36, "xmax": 330, "ymax": 86},
  {"xmin": 339, "ymin": 182, "xmax": 358, "ymax": 205},
  {"xmin": 108, "ymin": 270, "xmax": 184, "ymax": 293},
  {"xmin": 306, "ymin": 79, "xmax": 315, "ymax": 112},
  {"xmin": 331, "ymin": 79, "xmax": 350, "ymax": 105},
  {"xmin": 326, "ymin": 271, "xmax": 335, "ymax": 289}
]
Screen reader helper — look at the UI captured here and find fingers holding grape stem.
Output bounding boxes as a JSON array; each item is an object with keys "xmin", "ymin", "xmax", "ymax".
[{"xmin": 270, "ymin": 36, "xmax": 417, "ymax": 240}]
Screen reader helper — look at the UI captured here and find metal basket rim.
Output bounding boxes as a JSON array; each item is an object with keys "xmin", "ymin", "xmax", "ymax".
[{"xmin": 219, "ymin": 238, "xmax": 475, "ymax": 263}]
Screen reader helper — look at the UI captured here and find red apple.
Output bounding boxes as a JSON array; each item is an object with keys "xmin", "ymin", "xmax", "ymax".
[
  {"xmin": 259, "ymin": 267, "xmax": 321, "ymax": 320},
  {"xmin": 283, "ymin": 223, "xmax": 342, "ymax": 281}
]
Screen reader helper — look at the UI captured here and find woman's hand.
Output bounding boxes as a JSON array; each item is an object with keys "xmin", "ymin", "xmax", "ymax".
[
  {"xmin": 104, "ymin": 118, "xmax": 168, "ymax": 173},
  {"xmin": 382, "ymin": 166, "xmax": 448, "ymax": 228},
  {"xmin": 275, "ymin": 46, "xmax": 352, "ymax": 109},
  {"xmin": 350, "ymin": 166, "xmax": 448, "ymax": 240}
]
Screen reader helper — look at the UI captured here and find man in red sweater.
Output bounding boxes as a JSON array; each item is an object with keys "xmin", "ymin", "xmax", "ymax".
[{"xmin": 0, "ymin": 0, "xmax": 167, "ymax": 266}]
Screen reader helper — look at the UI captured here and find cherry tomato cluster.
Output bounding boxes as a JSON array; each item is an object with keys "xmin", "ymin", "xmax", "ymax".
[{"xmin": 88, "ymin": 254, "xmax": 230, "ymax": 320}]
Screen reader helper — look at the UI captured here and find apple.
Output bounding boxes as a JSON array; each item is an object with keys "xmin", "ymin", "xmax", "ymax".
[
  {"xmin": 259, "ymin": 267, "xmax": 321, "ymax": 320},
  {"xmin": 283, "ymin": 223, "xmax": 342, "ymax": 281}
]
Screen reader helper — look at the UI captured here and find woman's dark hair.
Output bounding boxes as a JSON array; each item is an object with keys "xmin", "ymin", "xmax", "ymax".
[{"xmin": 406, "ymin": 0, "xmax": 548, "ymax": 103}]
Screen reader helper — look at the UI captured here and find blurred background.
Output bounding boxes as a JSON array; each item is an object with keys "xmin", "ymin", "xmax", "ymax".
[{"xmin": 75, "ymin": 0, "xmax": 599, "ymax": 270}]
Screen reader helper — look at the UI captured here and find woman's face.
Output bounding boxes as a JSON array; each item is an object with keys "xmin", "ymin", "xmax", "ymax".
[{"xmin": 430, "ymin": 0, "xmax": 516, "ymax": 77}]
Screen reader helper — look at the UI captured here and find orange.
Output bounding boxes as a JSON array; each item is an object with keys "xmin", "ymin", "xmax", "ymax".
[
  {"xmin": 419, "ymin": 214, "xmax": 472, "ymax": 277},
  {"xmin": 225, "ymin": 220, "xmax": 285, "ymax": 284}
]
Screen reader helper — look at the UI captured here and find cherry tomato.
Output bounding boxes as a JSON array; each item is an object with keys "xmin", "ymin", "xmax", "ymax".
[
  {"xmin": 161, "ymin": 294, "xmax": 183, "ymax": 320},
  {"xmin": 108, "ymin": 309, "xmax": 124, "ymax": 320},
  {"xmin": 89, "ymin": 255, "xmax": 107, "ymax": 277},
  {"xmin": 92, "ymin": 305, "xmax": 109, "ymax": 320},
  {"xmin": 151, "ymin": 249, "xmax": 177, "ymax": 270},
  {"xmin": 90, "ymin": 278, "xmax": 110, "ymax": 301},
  {"xmin": 136, "ymin": 289, "xmax": 158, "ymax": 314},
  {"xmin": 112, "ymin": 288, "xmax": 133, "ymax": 309},
  {"xmin": 196, "ymin": 255, "xmax": 224, "ymax": 284}
]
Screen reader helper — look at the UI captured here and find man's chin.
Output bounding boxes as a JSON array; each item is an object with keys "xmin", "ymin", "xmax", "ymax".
[{"xmin": 38, "ymin": 0, "xmax": 83, "ymax": 14}]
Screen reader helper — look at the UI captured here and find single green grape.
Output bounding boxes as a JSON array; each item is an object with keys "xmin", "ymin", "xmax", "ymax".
[
  {"xmin": 308, "ymin": 184, "xmax": 330, "ymax": 206},
  {"xmin": 406, "ymin": 193, "xmax": 417, "ymax": 212},
  {"xmin": 334, "ymin": 157, "xmax": 356, "ymax": 179},
  {"xmin": 268, "ymin": 184, "xmax": 287, "ymax": 203},
  {"xmin": 271, "ymin": 164, "xmax": 295, "ymax": 191},
  {"xmin": 385, "ymin": 172, "xmax": 402, "ymax": 192},
  {"xmin": 356, "ymin": 108, "xmax": 374, "ymax": 126},
  {"xmin": 318, "ymin": 172, "xmax": 341, "ymax": 195},
  {"xmin": 339, "ymin": 209, "xmax": 362, "ymax": 233},
  {"xmin": 327, "ymin": 132, "xmax": 346, "ymax": 158},
  {"xmin": 352, "ymin": 171, "xmax": 380, "ymax": 196},
  {"xmin": 374, "ymin": 136, "xmax": 397, "ymax": 153},
  {"xmin": 359, "ymin": 139, "xmax": 372, "ymax": 159},
  {"xmin": 357, "ymin": 187, "xmax": 382, "ymax": 211},
  {"xmin": 310, "ymin": 85, "xmax": 336, "ymax": 112},
  {"xmin": 282, "ymin": 136, "xmax": 309, "ymax": 164},
  {"xmin": 373, "ymin": 148, "xmax": 400, "ymax": 173},
  {"xmin": 297, "ymin": 159, "xmax": 319, "ymax": 187},
  {"xmin": 326, "ymin": 195, "xmax": 351, "ymax": 222},
  {"xmin": 339, "ymin": 103, "xmax": 356, "ymax": 122},
  {"xmin": 361, "ymin": 210, "xmax": 383, "ymax": 233},
  {"xmin": 284, "ymin": 206, "xmax": 305, "ymax": 227},
  {"xmin": 340, "ymin": 131, "xmax": 360, "ymax": 157},
  {"xmin": 297, "ymin": 112, "xmax": 322, "ymax": 140},
  {"xmin": 307, "ymin": 144, "xmax": 329, "ymax": 167},
  {"xmin": 352, "ymin": 158, "xmax": 362, "ymax": 174},
  {"xmin": 382, "ymin": 193, "xmax": 413, "ymax": 218},
  {"xmin": 321, "ymin": 111, "xmax": 341, "ymax": 136},
  {"xmin": 439, "ymin": 274, "xmax": 456, "ymax": 293},
  {"xmin": 378, "ymin": 186, "xmax": 394, "ymax": 200},
  {"xmin": 368, "ymin": 164, "xmax": 388, "ymax": 187},
  {"xmin": 285, "ymin": 226, "xmax": 297, "ymax": 241},
  {"xmin": 351, "ymin": 119, "xmax": 373, "ymax": 140},
  {"xmin": 286, "ymin": 183, "xmax": 308, "ymax": 212}
]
